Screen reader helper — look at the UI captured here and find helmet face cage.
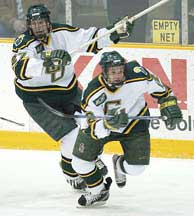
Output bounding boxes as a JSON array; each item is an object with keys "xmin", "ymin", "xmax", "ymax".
[
  {"xmin": 99, "ymin": 51, "xmax": 125, "ymax": 88},
  {"xmin": 26, "ymin": 4, "xmax": 51, "ymax": 40}
]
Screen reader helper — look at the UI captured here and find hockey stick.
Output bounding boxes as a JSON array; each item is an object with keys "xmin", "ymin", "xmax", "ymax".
[
  {"xmin": 0, "ymin": 116, "xmax": 25, "ymax": 127},
  {"xmin": 38, "ymin": 98, "xmax": 166, "ymax": 121},
  {"xmin": 69, "ymin": 0, "xmax": 171, "ymax": 54}
]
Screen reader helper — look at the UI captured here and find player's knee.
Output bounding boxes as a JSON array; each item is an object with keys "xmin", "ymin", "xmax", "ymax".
[
  {"xmin": 123, "ymin": 161, "xmax": 146, "ymax": 176},
  {"xmin": 72, "ymin": 155, "xmax": 95, "ymax": 174}
]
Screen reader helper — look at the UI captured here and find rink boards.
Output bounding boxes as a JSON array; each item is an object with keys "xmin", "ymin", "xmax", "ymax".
[{"xmin": 0, "ymin": 40, "xmax": 194, "ymax": 158}]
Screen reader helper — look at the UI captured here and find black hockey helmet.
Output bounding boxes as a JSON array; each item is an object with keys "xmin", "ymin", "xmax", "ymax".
[
  {"xmin": 26, "ymin": 4, "xmax": 51, "ymax": 40},
  {"xmin": 99, "ymin": 51, "xmax": 126, "ymax": 88}
]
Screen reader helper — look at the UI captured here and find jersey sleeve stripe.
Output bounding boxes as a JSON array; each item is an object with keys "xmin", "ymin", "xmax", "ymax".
[
  {"xmin": 151, "ymin": 88, "xmax": 172, "ymax": 98},
  {"xmin": 90, "ymin": 120, "xmax": 99, "ymax": 140},
  {"xmin": 14, "ymin": 57, "xmax": 30, "ymax": 80},
  {"xmin": 20, "ymin": 58, "xmax": 30, "ymax": 80},
  {"xmin": 86, "ymin": 29, "xmax": 98, "ymax": 53}
]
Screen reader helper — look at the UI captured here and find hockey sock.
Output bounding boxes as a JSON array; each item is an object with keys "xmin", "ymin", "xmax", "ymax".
[
  {"xmin": 80, "ymin": 165, "xmax": 104, "ymax": 194},
  {"xmin": 60, "ymin": 155, "xmax": 78, "ymax": 178}
]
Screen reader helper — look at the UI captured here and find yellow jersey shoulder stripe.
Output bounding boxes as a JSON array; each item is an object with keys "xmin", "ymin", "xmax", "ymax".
[
  {"xmin": 124, "ymin": 77, "xmax": 148, "ymax": 84},
  {"xmin": 52, "ymin": 23, "xmax": 79, "ymax": 32},
  {"xmin": 81, "ymin": 75, "xmax": 105, "ymax": 109}
]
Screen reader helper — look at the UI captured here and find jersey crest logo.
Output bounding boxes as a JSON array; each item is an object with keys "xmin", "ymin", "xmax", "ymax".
[
  {"xmin": 93, "ymin": 93, "xmax": 107, "ymax": 106},
  {"xmin": 133, "ymin": 66, "xmax": 148, "ymax": 75},
  {"xmin": 14, "ymin": 34, "xmax": 25, "ymax": 46}
]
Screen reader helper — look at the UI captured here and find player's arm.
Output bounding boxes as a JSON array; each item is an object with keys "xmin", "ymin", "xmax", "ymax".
[
  {"xmin": 81, "ymin": 100, "xmax": 110, "ymax": 139},
  {"xmin": 63, "ymin": 19, "xmax": 134, "ymax": 54},
  {"xmin": 106, "ymin": 16, "xmax": 134, "ymax": 44},
  {"xmin": 11, "ymin": 47, "xmax": 43, "ymax": 80},
  {"xmin": 95, "ymin": 17, "xmax": 134, "ymax": 50},
  {"xmin": 12, "ymin": 47, "xmax": 71, "ymax": 81},
  {"xmin": 145, "ymin": 69, "xmax": 183, "ymax": 127}
]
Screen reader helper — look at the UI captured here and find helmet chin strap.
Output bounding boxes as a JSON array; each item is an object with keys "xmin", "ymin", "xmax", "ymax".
[
  {"xmin": 35, "ymin": 33, "xmax": 49, "ymax": 42},
  {"xmin": 29, "ymin": 29, "xmax": 47, "ymax": 42},
  {"xmin": 109, "ymin": 81, "xmax": 124, "ymax": 89}
]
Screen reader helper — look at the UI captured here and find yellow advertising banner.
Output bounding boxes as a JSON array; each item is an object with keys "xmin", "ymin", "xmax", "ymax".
[{"xmin": 152, "ymin": 19, "xmax": 179, "ymax": 44}]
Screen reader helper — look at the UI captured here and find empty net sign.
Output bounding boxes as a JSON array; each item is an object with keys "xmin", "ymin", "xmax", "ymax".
[{"xmin": 152, "ymin": 20, "xmax": 179, "ymax": 44}]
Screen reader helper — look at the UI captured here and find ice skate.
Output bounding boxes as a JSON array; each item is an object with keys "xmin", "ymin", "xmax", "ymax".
[
  {"xmin": 66, "ymin": 176, "xmax": 87, "ymax": 191},
  {"xmin": 78, "ymin": 177, "xmax": 112, "ymax": 207},
  {"xmin": 112, "ymin": 154, "xmax": 127, "ymax": 188},
  {"xmin": 59, "ymin": 161, "xmax": 87, "ymax": 191}
]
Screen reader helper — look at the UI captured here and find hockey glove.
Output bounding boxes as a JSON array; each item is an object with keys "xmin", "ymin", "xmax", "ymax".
[
  {"xmin": 51, "ymin": 49, "xmax": 71, "ymax": 65},
  {"xmin": 104, "ymin": 108, "xmax": 128, "ymax": 130},
  {"xmin": 107, "ymin": 16, "xmax": 134, "ymax": 44},
  {"xmin": 158, "ymin": 96, "xmax": 183, "ymax": 128},
  {"xmin": 41, "ymin": 50, "xmax": 71, "ymax": 73}
]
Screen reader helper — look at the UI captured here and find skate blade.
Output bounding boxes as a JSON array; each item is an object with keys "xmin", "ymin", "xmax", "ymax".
[
  {"xmin": 72, "ymin": 188, "xmax": 87, "ymax": 194},
  {"xmin": 116, "ymin": 181, "xmax": 126, "ymax": 188},
  {"xmin": 76, "ymin": 201, "xmax": 107, "ymax": 208}
]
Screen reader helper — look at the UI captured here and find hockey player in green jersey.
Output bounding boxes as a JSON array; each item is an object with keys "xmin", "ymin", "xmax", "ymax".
[
  {"xmin": 11, "ymin": 4, "xmax": 134, "ymax": 190},
  {"xmin": 71, "ymin": 50, "xmax": 183, "ymax": 206}
]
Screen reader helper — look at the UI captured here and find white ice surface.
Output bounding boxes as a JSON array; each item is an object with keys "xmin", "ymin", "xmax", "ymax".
[{"xmin": 0, "ymin": 149, "xmax": 194, "ymax": 216}]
